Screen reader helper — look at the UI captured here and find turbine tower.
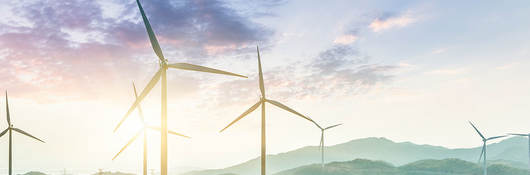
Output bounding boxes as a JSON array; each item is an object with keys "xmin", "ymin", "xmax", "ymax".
[
  {"xmin": 113, "ymin": 82, "xmax": 190, "ymax": 175},
  {"xmin": 0, "ymin": 91, "xmax": 45, "ymax": 175},
  {"xmin": 114, "ymin": 1, "xmax": 247, "ymax": 175},
  {"xmin": 508, "ymin": 133, "xmax": 530, "ymax": 171},
  {"xmin": 315, "ymin": 123, "xmax": 342, "ymax": 167},
  {"xmin": 220, "ymin": 46, "xmax": 316, "ymax": 175},
  {"xmin": 469, "ymin": 121, "xmax": 506, "ymax": 175}
]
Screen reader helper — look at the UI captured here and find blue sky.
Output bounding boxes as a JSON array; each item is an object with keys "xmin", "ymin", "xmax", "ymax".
[{"xmin": 0, "ymin": 0, "xmax": 529, "ymax": 174}]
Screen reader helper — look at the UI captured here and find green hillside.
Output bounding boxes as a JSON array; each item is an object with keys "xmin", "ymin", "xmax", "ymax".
[
  {"xmin": 182, "ymin": 137, "xmax": 529, "ymax": 175},
  {"xmin": 275, "ymin": 158, "xmax": 529, "ymax": 175}
]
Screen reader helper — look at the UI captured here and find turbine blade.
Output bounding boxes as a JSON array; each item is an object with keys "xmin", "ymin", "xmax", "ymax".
[
  {"xmin": 136, "ymin": 0, "xmax": 165, "ymax": 62},
  {"xmin": 0, "ymin": 128, "xmax": 8, "ymax": 138},
  {"xmin": 132, "ymin": 82, "xmax": 145, "ymax": 122},
  {"xmin": 147, "ymin": 126, "xmax": 191, "ymax": 138},
  {"xmin": 112, "ymin": 129, "xmax": 143, "ymax": 160},
  {"xmin": 167, "ymin": 63, "xmax": 247, "ymax": 78},
  {"xmin": 325, "ymin": 123, "xmax": 343, "ymax": 130},
  {"xmin": 12, "ymin": 128, "xmax": 45, "ymax": 143},
  {"xmin": 168, "ymin": 130, "xmax": 191, "ymax": 138},
  {"xmin": 257, "ymin": 46, "xmax": 265, "ymax": 97},
  {"xmin": 469, "ymin": 121, "xmax": 485, "ymax": 140},
  {"xmin": 508, "ymin": 133, "xmax": 528, "ymax": 136},
  {"xmin": 5, "ymin": 91, "xmax": 10, "ymax": 126},
  {"xmin": 478, "ymin": 145, "xmax": 485, "ymax": 163},
  {"xmin": 266, "ymin": 99, "xmax": 313, "ymax": 122},
  {"xmin": 487, "ymin": 135, "xmax": 507, "ymax": 141},
  {"xmin": 313, "ymin": 121, "xmax": 322, "ymax": 130},
  {"xmin": 114, "ymin": 69, "xmax": 162, "ymax": 132},
  {"xmin": 220, "ymin": 100, "xmax": 262, "ymax": 132}
]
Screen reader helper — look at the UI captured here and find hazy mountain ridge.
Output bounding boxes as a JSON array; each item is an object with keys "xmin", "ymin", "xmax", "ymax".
[
  {"xmin": 17, "ymin": 171, "xmax": 135, "ymax": 175},
  {"xmin": 275, "ymin": 158, "xmax": 528, "ymax": 175},
  {"xmin": 182, "ymin": 137, "xmax": 529, "ymax": 175},
  {"xmin": 19, "ymin": 172, "xmax": 48, "ymax": 175}
]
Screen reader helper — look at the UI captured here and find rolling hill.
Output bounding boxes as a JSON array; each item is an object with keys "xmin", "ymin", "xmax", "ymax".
[
  {"xmin": 275, "ymin": 158, "xmax": 528, "ymax": 175},
  {"xmin": 182, "ymin": 137, "xmax": 529, "ymax": 175}
]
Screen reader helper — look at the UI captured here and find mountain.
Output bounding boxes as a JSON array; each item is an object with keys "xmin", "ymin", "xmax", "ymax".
[
  {"xmin": 19, "ymin": 172, "xmax": 48, "ymax": 175},
  {"xmin": 276, "ymin": 159, "xmax": 397, "ymax": 175},
  {"xmin": 275, "ymin": 158, "xmax": 528, "ymax": 175},
  {"xmin": 90, "ymin": 171, "xmax": 136, "ymax": 175},
  {"xmin": 182, "ymin": 137, "xmax": 529, "ymax": 175}
]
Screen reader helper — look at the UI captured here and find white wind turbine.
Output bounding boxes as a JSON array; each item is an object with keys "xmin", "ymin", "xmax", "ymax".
[
  {"xmin": 114, "ymin": 1, "xmax": 247, "ymax": 175},
  {"xmin": 113, "ymin": 82, "xmax": 190, "ymax": 175},
  {"xmin": 508, "ymin": 133, "xmax": 530, "ymax": 171},
  {"xmin": 469, "ymin": 121, "xmax": 506, "ymax": 175},
  {"xmin": 314, "ymin": 123, "xmax": 342, "ymax": 167},
  {"xmin": 220, "ymin": 46, "xmax": 316, "ymax": 175},
  {"xmin": 0, "ymin": 91, "xmax": 45, "ymax": 175}
]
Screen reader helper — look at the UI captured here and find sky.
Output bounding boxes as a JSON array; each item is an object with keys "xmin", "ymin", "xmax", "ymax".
[{"xmin": 0, "ymin": 0, "xmax": 529, "ymax": 174}]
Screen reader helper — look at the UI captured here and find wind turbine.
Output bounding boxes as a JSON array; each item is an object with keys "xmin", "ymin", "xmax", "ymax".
[
  {"xmin": 0, "ymin": 91, "xmax": 45, "ymax": 175},
  {"xmin": 315, "ymin": 123, "xmax": 342, "ymax": 167},
  {"xmin": 508, "ymin": 133, "xmax": 530, "ymax": 171},
  {"xmin": 469, "ymin": 121, "xmax": 506, "ymax": 175},
  {"xmin": 219, "ymin": 46, "xmax": 316, "ymax": 175},
  {"xmin": 114, "ymin": 1, "xmax": 247, "ymax": 175},
  {"xmin": 113, "ymin": 82, "xmax": 191, "ymax": 175}
]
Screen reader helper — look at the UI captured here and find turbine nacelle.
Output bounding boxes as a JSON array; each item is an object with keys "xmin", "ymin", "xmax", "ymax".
[{"xmin": 159, "ymin": 60, "xmax": 167, "ymax": 68}]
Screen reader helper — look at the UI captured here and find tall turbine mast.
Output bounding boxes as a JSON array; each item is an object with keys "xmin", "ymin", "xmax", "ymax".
[
  {"xmin": 113, "ymin": 83, "xmax": 190, "ymax": 175},
  {"xmin": 220, "ymin": 46, "xmax": 316, "ymax": 175},
  {"xmin": 469, "ymin": 121, "xmax": 506, "ymax": 175},
  {"xmin": 115, "ymin": 1, "xmax": 247, "ymax": 175},
  {"xmin": 0, "ymin": 91, "xmax": 45, "ymax": 175},
  {"xmin": 317, "ymin": 123, "xmax": 342, "ymax": 167}
]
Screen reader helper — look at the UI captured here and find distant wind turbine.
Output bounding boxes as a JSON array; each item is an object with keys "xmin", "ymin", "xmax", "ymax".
[
  {"xmin": 114, "ymin": 1, "xmax": 247, "ymax": 175},
  {"xmin": 0, "ymin": 91, "xmax": 45, "ymax": 175},
  {"xmin": 314, "ymin": 123, "xmax": 342, "ymax": 167},
  {"xmin": 113, "ymin": 82, "xmax": 190, "ymax": 175},
  {"xmin": 469, "ymin": 121, "xmax": 506, "ymax": 175},
  {"xmin": 508, "ymin": 133, "xmax": 530, "ymax": 171},
  {"xmin": 219, "ymin": 46, "xmax": 315, "ymax": 175}
]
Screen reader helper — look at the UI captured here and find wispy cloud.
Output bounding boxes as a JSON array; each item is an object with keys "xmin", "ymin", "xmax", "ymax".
[
  {"xmin": 369, "ymin": 11, "xmax": 418, "ymax": 32},
  {"xmin": 0, "ymin": 0, "xmax": 276, "ymax": 102},
  {"xmin": 333, "ymin": 34, "xmax": 358, "ymax": 45},
  {"xmin": 206, "ymin": 44, "xmax": 397, "ymax": 107},
  {"xmin": 495, "ymin": 62, "xmax": 519, "ymax": 70},
  {"xmin": 426, "ymin": 67, "xmax": 467, "ymax": 75},
  {"xmin": 432, "ymin": 48, "xmax": 448, "ymax": 54}
]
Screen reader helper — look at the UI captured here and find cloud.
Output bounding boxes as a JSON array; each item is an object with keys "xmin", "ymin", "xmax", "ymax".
[
  {"xmin": 333, "ymin": 34, "xmax": 358, "ymax": 45},
  {"xmin": 426, "ymin": 68, "xmax": 467, "ymax": 75},
  {"xmin": 206, "ymin": 44, "xmax": 397, "ymax": 107},
  {"xmin": 226, "ymin": 0, "xmax": 288, "ymax": 18},
  {"xmin": 369, "ymin": 12, "xmax": 418, "ymax": 32},
  {"xmin": 309, "ymin": 45, "xmax": 396, "ymax": 90},
  {"xmin": 135, "ymin": 0, "xmax": 273, "ymax": 57},
  {"xmin": 334, "ymin": 9, "xmax": 420, "ymax": 43},
  {"xmin": 431, "ymin": 48, "xmax": 447, "ymax": 54},
  {"xmin": 495, "ymin": 62, "xmax": 519, "ymax": 70},
  {"xmin": 0, "ymin": 0, "xmax": 276, "ymax": 102}
]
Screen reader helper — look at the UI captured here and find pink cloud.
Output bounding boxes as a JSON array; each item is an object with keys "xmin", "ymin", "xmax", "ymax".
[
  {"xmin": 369, "ymin": 13, "xmax": 418, "ymax": 32},
  {"xmin": 0, "ymin": 0, "xmax": 274, "ymax": 103},
  {"xmin": 333, "ymin": 34, "xmax": 358, "ymax": 45}
]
